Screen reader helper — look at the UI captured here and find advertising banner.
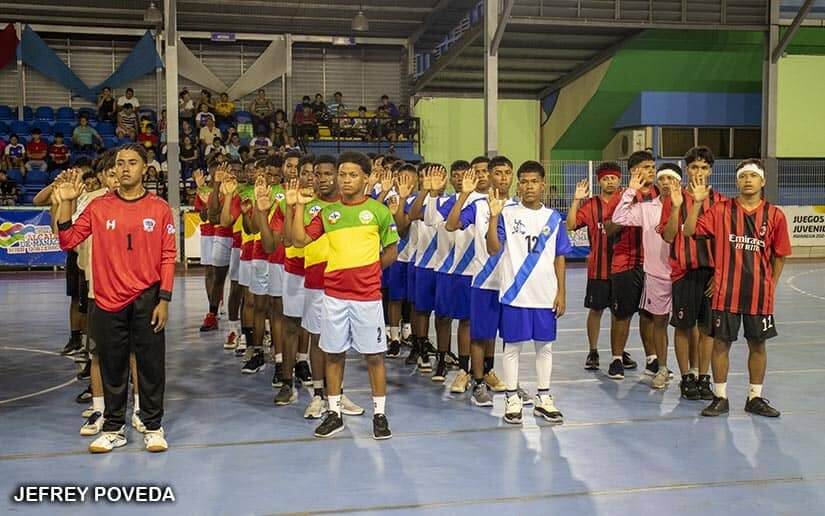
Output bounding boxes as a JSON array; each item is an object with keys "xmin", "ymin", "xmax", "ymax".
[{"xmin": 0, "ymin": 208, "xmax": 66, "ymax": 266}]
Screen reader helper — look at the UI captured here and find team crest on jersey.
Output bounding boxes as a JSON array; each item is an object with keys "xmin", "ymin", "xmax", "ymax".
[
  {"xmin": 541, "ymin": 225, "xmax": 551, "ymax": 236},
  {"xmin": 309, "ymin": 205, "xmax": 322, "ymax": 216},
  {"xmin": 512, "ymin": 219, "xmax": 527, "ymax": 235},
  {"xmin": 143, "ymin": 218, "xmax": 156, "ymax": 232},
  {"xmin": 275, "ymin": 192, "xmax": 285, "ymax": 202},
  {"xmin": 677, "ymin": 309, "xmax": 684, "ymax": 320},
  {"xmin": 359, "ymin": 210, "xmax": 374, "ymax": 224},
  {"xmin": 327, "ymin": 211, "xmax": 342, "ymax": 224}
]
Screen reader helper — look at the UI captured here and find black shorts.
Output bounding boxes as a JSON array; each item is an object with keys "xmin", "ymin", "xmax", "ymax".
[
  {"xmin": 670, "ymin": 268, "xmax": 713, "ymax": 332},
  {"xmin": 65, "ymin": 251, "xmax": 79, "ymax": 298},
  {"xmin": 710, "ymin": 311, "xmax": 778, "ymax": 343},
  {"xmin": 610, "ymin": 266, "xmax": 644, "ymax": 320},
  {"xmin": 584, "ymin": 279, "xmax": 611, "ymax": 311},
  {"xmin": 78, "ymin": 275, "xmax": 89, "ymax": 314}
]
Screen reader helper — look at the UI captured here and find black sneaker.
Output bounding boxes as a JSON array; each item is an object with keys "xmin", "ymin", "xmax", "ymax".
[
  {"xmin": 431, "ymin": 358, "xmax": 447, "ymax": 383},
  {"xmin": 273, "ymin": 383, "xmax": 297, "ymax": 406},
  {"xmin": 405, "ymin": 340, "xmax": 420, "ymax": 366},
  {"xmin": 744, "ymin": 397, "xmax": 780, "ymax": 418},
  {"xmin": 422, "ymin": 339, "xmax": 437, "ymax": 355},
  {"xmin": 241, "ymin": 350, "xmax": 265, "ymax": 374},
  {"xmin": 61, "ymin": 338, "xmax": 83, "ymax": 356},
  {"xmin": 386, "ymin": 340, "xmax": 401, "ymax": 358},
  {"xmin": 372, "ymin": 414, "xmax": 392, "ymax": 440},
  {"xmin": 76, "ymin": 360, "xmax": 91, "ymax": 381},
  {"xmin": 701, "ymin": 396, "xmax": 730, "ymax": 417},
  {"xmin": 271, "ymin": 362, "xmax": 283, "ymax": 388},
  {"xmin": 314, "ymin": 411, "xmax": 345, "ymax": 438},
  {"xmin": 644, "ymin": 358, "xmax": 659, "ymax": 377},
  {"xmin": 680, "ymin": 374, "xmax": 700, "ymax": 400},
  {"xmin": 607, "ymin": 359, "xmax": 624, "ymax": 379},
  {"xmin": 295, "ymin": 361, "xmax": 312, "ymax": 387},
  {"xmin": 75, "ymin": 385, "xmax": 92, "ymax": 403},
  {"xmin": 622, "ymin": 351, "xmax": 638, "ymax": 370},
  {"xmin": 697, "ymin": 375, "xmax": 714, "ymax": 400},
  {"xmin": 445, "ymin": 351, "xmax": 460, "ymax": 370},
  {"xmin": 584, "ymin": 350, "xmax": 599, "ymax": 370}
]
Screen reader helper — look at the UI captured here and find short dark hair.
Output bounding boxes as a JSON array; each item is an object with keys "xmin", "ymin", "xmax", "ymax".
[
  {"xmin": 79, "ymin": 114, "xmax": 88, "ymax": 120},
  {"xmin": 126, "ymin": 88, "xmax": 134, "ymax": 93},
  {"xmin": 96, "ymin": 149, "xmax": 117, "ymax": 173},
  {"xmin": 516, "ymin": 160, "xmax": 545, "ymax": 179},
  {"xmin": 450, "ymin": 160, "xmax": 471, "ymax": 172},
  {"xmin": 470, "ymin": 156, "xmax": 489, "ymax": 167},
  {"xmin": 735, "ymin": 157, "xmax": 764, "ymax": 173},
  {"xmin": 381, "ymin": 95, "xmax": 389, "ymax": 100},
  {"xmin": 358, "ymin": 106, "xmax": 367, "ymax": 111},
  {"xmin": 265, "ymin": 155, "xmax": 284, "ymax": 168},
  {"xmin": 116, "ymin": 143, "xmax": 148, "ymax": 164},
  {"xmin": 284, "ymin": 150, "xmax": 302, "ymax": 161},
  {"xmin": 298, "ymin": 154, "xmax": 316, "ymax": 170},
  {"xmin": 391, "ymin": 160, "xmax": 406, "ymax": 173},
  {"xmin": 489, "ymin": 155, "xmax": 512, "ymax": 170},
  {"xmin": 417, "ymin": 162, "xmax": 430, "ymax": 172},
  {"xmin": 684, "ymin": 145, "xmax": 715, "ymax": 167},
  {"xmin": 123, "ymin": 103, "xmax": 133, "ymax": 110},
  {"xmin": 302, "ymin": 95, "xmax": 311, "ymax": 102},
  {"xmin": 82, "ymin": 170, "xmax": 98, "ymax": 182},
  {"xmin": 31, "ymin": 128, "xmax": 41, "ymax": 135},
  {"xmin": 383, "ymin": 155, "xmax": 398, "ymax": 168},
  {"xmin": 239, "ymin": 145, "xmax": 250, "ymax": 154},
  {"xmin": 314, "ymin": 154, "xmax": 337, "ymax": 168},
  {"xmin": 54, "ymin": 132, "xmax": 64, "ymax": 138},
  {"xmin": 628, "ymin": 150, "xmax": 654, "ymax": 170},
  {"xmin": 334, "ymin": 91, "xmax": 342, "ymax": 97},
  {"xmin": 337, "ymin": 151, "xmax": 371, "ymax": 175},
  {"xmin": 596, "ymin": 161, "xmax": 622, "ymax": 176},
  {"xmin": 398, "ymin": 163, "xmax": 417, "ymax": 175}
]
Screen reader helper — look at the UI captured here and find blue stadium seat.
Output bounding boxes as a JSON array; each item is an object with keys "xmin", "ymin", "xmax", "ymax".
[
  {"xmin": 0, "ymin": 105, "xmax": 12, "ymax": 122},
  {"xmin": 103, "ymin": 136, "xmax": 118, "ymax": 148},
  {"xmin": 35, "ymin": 106, "xmax": 55, "ymax": 121},
  {"xmin": 55, "ymin": 106, "xmax": 76, "ymax": 122},
  {"xmin": 77, "ymin": 108, "xmax": 97, "ymax": 121},
  {"xmin": 49, "ymin": 169, "xmax": 63, "ymax": 181},
  {"xmin": 234, "ymin": 111, "xmax": 253, "ymax": 124},
  {"xmin": 10, "ymin": 120, "xmax": 30, "ymax": 136},
  {"xmin": 0, "ymin": 120, "xmax": 8, "ymax": 136},
  {"xmin": 53, "ymin": 122, "xmax": 74, "ymax": 138},
  {"xmin": 6, "ymin": 168, "xmax": 24, "ymax": 183},
  {"xmin": 96, "ymin": 121, "xmax": 115, "ymax": 136},
  {"xmin": 32, "ymin": 120, "xmax": 52, "ymax": 136},
  {"xmin": 23, "ymin": 106, "xmax": 34, "ymax": 121},
  {"xmin": 21, "ymin": 186, "xmax": 41, "ymax": 204},
  {"xmin": 24, "ymin": 169, "xmax": 49, "ymax": 185}
]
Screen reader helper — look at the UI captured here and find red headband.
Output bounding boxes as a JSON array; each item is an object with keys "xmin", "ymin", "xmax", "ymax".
[{"xmin": 597, "ymin": 168, "xmax": 621, "ymax": 180}]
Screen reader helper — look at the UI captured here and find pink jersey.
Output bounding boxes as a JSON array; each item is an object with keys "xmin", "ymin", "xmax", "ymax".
[{"xmin": 612, "ymin": 187, "xmax": 671, "ymax": 280}]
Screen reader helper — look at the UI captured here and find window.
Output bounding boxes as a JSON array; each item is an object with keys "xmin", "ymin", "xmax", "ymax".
[
  {"xmin": 660, "ymin": 127, "xmax": 694, "ymax": 158},
  {"xmin": 733, "ymin": 128, "xmax": 761, "ymax": 158},
  {"xmin": 698, "ymin": 128, "xmax": 730, "ymax": 158}
]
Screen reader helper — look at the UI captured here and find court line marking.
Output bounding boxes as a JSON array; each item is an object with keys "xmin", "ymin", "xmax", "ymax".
[
  {"xmin": 272, "ymin": 474, "xmax": 825, "ymax": 515},
  {"xmin": 0, "ymin": 347, "xmax": 78, "ymax": 405},
  {"xmin": 786, "ymin": 268, "xmax": 825, "ymax": 302}
]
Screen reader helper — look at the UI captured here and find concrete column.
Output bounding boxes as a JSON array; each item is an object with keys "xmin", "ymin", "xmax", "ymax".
[
  {"xmin": 164, "ymin": 0, "xmax": 181, "ymax": 260},
  {"xmin": 483, "ymin": 0, "xmax": 499, "ymax": 158}
]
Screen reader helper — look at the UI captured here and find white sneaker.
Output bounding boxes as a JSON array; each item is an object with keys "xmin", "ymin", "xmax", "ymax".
[
  {"xmin": 81, "ymin": 405, "xmax": 95, "ymax": 418},
  {"xmin": 132, "ymin": 411, "xmax": 146, "ymax": 433},
  {"xmin": 651, "ymin": 368, "xmax": 669, "ymax": 389},
  {"xmin": 89, "ymin": 427, "xmax": 127, "ymax": 453},
  {"xmin": 80, "ymin": 411, "xmax": 104, "ymax": 436},
  {"xmin": 503, "ymin": 394, "xmax": 523, "ymax": 425},
  {"xmin": 144, "ymin": 428, "xmax": 168, "ymax": 452},
  {"xmin": 533, "ymin": 394, "xmax": 564, "ymax": 424},
  {"xmin": 341, "ymin": 394, "xmax": 365, "ymax": 416},
  {"xmin": 304, "ymin": 395, "xmax": 326, "ymax": 419}
]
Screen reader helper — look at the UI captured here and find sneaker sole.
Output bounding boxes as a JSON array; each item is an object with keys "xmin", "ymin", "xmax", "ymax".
[
  {"xmin": 223, "ymin": 344, "xmax": 238, "ymax": 350},
  {"xmin": 534, "ymin": 411, "xmax": 564, "ymax": 424},
  {"xmin": 342, "ymin": 408, "xmax": 365, "ymax": 416},
  {"xmin": 304, "ymin": 411, "xmax": 324, "ymax": 419},
  {"xmin": 314, "ymin": 425, "xmax": 345, "ymax": 438},
  {"xmin": 373, "ymin": 432, "xmax": 392, "ymax": 440},
  {"xmin": 89, "ymin": 441, "xmax": 126, "ymax": 454},
  {"xmin": 607, "ymin": 373, "xmax": 624, "ymax": 380},
  {"xmin": 623, "ymin": 363, "xmax": 638, "ymax": 370},
  {"xmin": 431, "ymin": 375, "xmax": 446, "ymax": 383},
  {"xmin": 241, "ymin": 366, "xmax": 265, "ymax": 374},
  {"xmin": 701, "ymin": 410, "xmax": 728, "ymax": 417},
  {"xmin": 503, "ymin": 416, "xmax": 523, "ymax": 425},
  {"xmin": 744, "ymin": 409, "xmax": 780, "ymax": 418},
  {"xmin": 584, "ymin": 365, "xmax": 599, "ymax": 370},
  {"xmin": 274, "ymin": 398, "xmax": 297, "ymax": 406},
  {"xmin": 471, "ymin": 398, "xmax": 494, "ymax": 407},
  {"xmin": 644, "ymin": 369, "xmax": 658, "ymax": 377},
  {"xmin": 146, "ymin": 444, "xmax": 168, "ymax": 453}
]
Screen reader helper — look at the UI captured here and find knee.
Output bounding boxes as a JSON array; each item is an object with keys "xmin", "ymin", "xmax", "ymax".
[
  {"xmin": 747, "ymin": 340, "xmax": 767, "ymax": 354},
  {"xmin": 327, "ymin": 352, "xmax": 346, "ymax": 364},
  {"xmin": 364, "ymin": 353, "xmax": 384, "ymax": 367}
]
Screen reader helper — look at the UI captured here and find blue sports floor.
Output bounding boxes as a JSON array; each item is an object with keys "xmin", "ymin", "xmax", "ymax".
[{"xmin": 1, "ymin": 262, "xmax": 824, "ymax": 515}]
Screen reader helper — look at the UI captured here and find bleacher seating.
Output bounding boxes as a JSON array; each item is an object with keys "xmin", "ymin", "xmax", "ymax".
[
  {"xmin": 139, "ymin": 109, "xmax": 157, "ymax": 122},
  {"xmin": 35, "ymin": 106, "xmax": 55, "ymax": 121},
  {"xmin": 0, "ymin": 120, "xmax": 8, "ymax": 137},
  {"xmin": 77, "ymin": 108, "xmax": 96, "ymax": 121},
  {"xmin": 10, "ymin": 120, "xmax": 30, "ymax": 136},
  {"xmin": 6, "ymin": 169, "xmax": 24, "ymax": 183},
  {"xmin": 55, "ymin": 107, "xmax": 76, "ymax": 122},
  {"xmin": 24, "ymin": 169, "xmax": 49, "ymax": 185},
  {"xmin": 23, "ymin": 106, "xmax": 34, "ymax": 121},
  {"xmin": 32, "ymin": 120, "xmax": 52, "ymax": 136},
  {"xmin": 234, "ymin": 111, "xmax": 252, "ymax": 124},
  {"xmin": 0, "ymin": 105, "xmax": 13, "ymax": 122},
  {"xmin": 53, "ymin": 122, "xmax": 74, "ymax": 137}
]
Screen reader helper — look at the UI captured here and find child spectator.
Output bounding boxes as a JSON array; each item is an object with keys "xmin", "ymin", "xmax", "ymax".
[
  {"xmin": 25, "ymin": 128, "xmax": 49, "ymax": 174},
  {"xmin": 293, "ymin": 104, "xmax": 318, "ymax": 140},
  {"xmin": 49, "ymin": 132, "xmax": 71, "ymax": 170},
  {"xmin": 214, "ymin": 93, "xmax": 235, "ymax": 125},
  {"xmin": 0, "ymin": 169, "xmax": 20, "ymax": 205},
  {"xmin": 4, "ymin": 134, "xmax": 25, "ymax": 170},
  {"xmin": 196, "ymin": 103, "xmax": 215, "ymax": 128},
  {"xmin": 270, "ymin": 109, "xmax": 289, "ymax": 147},
  {"xmin": 116, "ymin": 103, "xmax": 138, "ymax": 140},
  {"xmin": 137, "ymin": 123, "xmax": 160, "ymax": 150}
]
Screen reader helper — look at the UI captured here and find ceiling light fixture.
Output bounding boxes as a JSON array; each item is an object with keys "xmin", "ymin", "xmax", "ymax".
[
  {"xmin": 351, "ymin": 5, "xmax": 369, "ymax": 32},
  {"xmin": 144, "ymin": 1, "xmax": 163, "ymax": 25}
]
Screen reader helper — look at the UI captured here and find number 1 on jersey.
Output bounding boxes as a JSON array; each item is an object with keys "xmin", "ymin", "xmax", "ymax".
[{"xmin": 127, "ymin": 233, "xmax": 133, "ymax": 251}]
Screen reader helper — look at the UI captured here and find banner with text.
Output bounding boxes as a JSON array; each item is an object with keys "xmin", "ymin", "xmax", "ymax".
[
  {"xmin": 782, "ymin": 205, "xmax": 825, "ymax": 247},
  {"xmin": 0, "ymin": 209, "xmax": 66, "ymax": 266}
]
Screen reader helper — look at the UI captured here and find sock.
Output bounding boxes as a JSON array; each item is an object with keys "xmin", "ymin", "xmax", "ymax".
[
  {"xmin": 535, "ymin": 341, "xmax": 554, "ymax": 391},
  {"xmin": 688, "ymin": 367, "xmax": 698, "ymax": 378},
  {"xmin": 133, "ymin": 394, "xmax": 140, "ymax": 413},
  {"xmin": 275, "ymin": 352, "xmax": 283, "ymax": 363},
  {"xmin": 459, "ymin": 354, "xmax": 470, "ymax": 372},
  {"xmin": 328, "ymin": 395, "xmax": 342, "ymax": 416},
  {"xmin": 537, "ymin": 388, "xmax": 550, "ymax": 401},
  {"xmin": 748, "ymin": 384, "xmax": 763, "ymax": 400},
  {"xmin": 373, "ymin": 396, "xmax": 386, "ymax": 415},
  {"xmin": 242, "ymin": 327, "xmax": 254, "ymax": 346},
  {"xmin": 483, "ymin": 356, "xmax": 494, "ymax": 375},
  {"xmin": 92, "ymin": 396, "xmax": 104, "ymax": 413},
  {"xmin": 612, "ymin": 355, "xmax": 622, "ymax": 362},
  {"xmin": 389, "ymin": 326, "xmax": 400, "ymax": 342},
  {"xmin": 71, "ymin": 330, "xmax": 82, "ymax": 345},
  {"xmin": 502, "ymin": 343, "xmax": 521, "ymax": 391},
  {"xmin": 296, "ymin": 353, "xmax": 309, "ymax": 363},
  {"xmin": 437, "ymin": 351, "xmax": 446, "ymax": 363},
  {"xmin": 401, "ymin": 322, "xmax": 412, "ymax": 339},
  {"xmin": 646, "ymin": 354, "xmax": 658, "ymax": 364},
  {"xmin": 714, "ymin": 382, "xmax": 727, "ymax": 399},
  {"xmin": 209, "ymin": 304, "xmax": 219, "ymax": 315}
]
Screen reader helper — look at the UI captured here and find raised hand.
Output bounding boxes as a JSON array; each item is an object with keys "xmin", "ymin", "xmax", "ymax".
[
  {"xmin": 430, "ymin": 166, "xmax": 447, "ymax": 192},
  {"xmin": 395, "ymin": 173, "xmax": 414, "ymax": 198},
  {"xmin": 255, "ymin": 177, "xmax": 272, "ymax": 212},
  {"xmin": 421, "ymin": 167, "xmax": 433, "ymax": 192},
  {"xmin": 690, "ymin": 174, "xmax": 710, "ymax": 202},
  {"xmin": 461, "ymin": 169, "xmax": 478, "ymax": 194},
  {"xmin": 670, "ymin": 185, "xmax": 684, "ymax": 208},
  {"xmin": 214, "ymin": 163, "xmax": 229, "ymax": 183},
  {"xmin": 221, "ymin": 174, "xmax": 238, "ymax": 196},
  {"xmin": 387, "ymin": 194, "xmax": 400, "ymax": 215},
  {"xmin": 55, "ymin": 169, "xmax": 85, "ymax": 202},
  {"xmin": 368, "ymin": 166, "xmax": 382, "ymax": 189},
  {"xmin": 574, "ymin": 179, "xmax": 589, "ymax": 200},
  {"xmin": 285, "ymin": 178, "xmax": 300, "ymax": 206},
  {"xmin": 628, "ymin": 170, "xmax": 645, "ymax": 191},
  {"xmin": 380, "ymin": 169, "xmax": 394, "ymax": 193},
  {"xmin": 192, "ymin": 169, "xmax": 205, "ymax": 189},
  {"xmin": 488, "ymin": 188, "xmax": 505, "ymax": 218}
]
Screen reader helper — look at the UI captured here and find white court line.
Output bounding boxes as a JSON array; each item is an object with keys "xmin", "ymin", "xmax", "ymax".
[
  {"xmin": 786, "ymin": 268, "xmax": 825, "ymax": 302},
  {"xmin": 0, "ymin": 346, "xmax": 78, "ymax": 405}
]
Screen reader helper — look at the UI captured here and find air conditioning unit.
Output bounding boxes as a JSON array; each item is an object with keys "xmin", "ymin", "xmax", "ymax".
[{"xmin": 616, "ymin": 128, "xmax": 647, "ymax": 159}]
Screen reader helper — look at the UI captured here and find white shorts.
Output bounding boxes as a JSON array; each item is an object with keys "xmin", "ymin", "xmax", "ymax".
[
  {"xmin": 211, "ymin": 236, "xmax": 233, "ymax": 267},
  {"xmin": 249, "ymin": 259, "xmax": 270, "ymax": 296},
  {"xmin": 238, "ymin": 259, "xmax": 252, "ymax": 287},
  {"xmin": 200, "ymin": 235, "xmax": 214, "ymax": 266},
  {"xmin": 268, "ymin": 262, "xmax": 285, "ymax": 297},
  {"xmin": 320, "ymin": 295, "xmax": 387, "ymax": 355},
  {"xmin": 229, "ymin": 247, "xmax": 241, "ymax": 282},
  {"xmin": 282, "ymin": 271, "xmax": 306, "ymax": 318},
  {"xmin": 301, "ymin": 288, "xmax": 324, "ymax": 335},
  {"xmin": 640, "ymin": 274, "xmax": 673, "ymax": 316}
]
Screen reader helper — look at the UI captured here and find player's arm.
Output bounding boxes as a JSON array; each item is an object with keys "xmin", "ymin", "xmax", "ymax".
[
  {"xmin": 554, "ymin": 255, "xmax": 566, "ymax": 317},
  {"xmin": 771, "ymin": 256, "xmax": 786, "ymax": 286},
  {"xmin": 408, "ymin": 186, "xmax": 428, "ymax": 222},
  {"xmin": 566, "ymin": 179, "xmax": 589, "ymax": 231},
  {"xmin": 207, "ymin": 164, "xmax": 228, "ymax": 224},
  {"xmin": 287, "ymin": 180, "xmax": 317, "ymax": 248},
  {"xmin": 392, "ymin": 172, "xmax": 417, "ymax": 236},
  {"xmin": 54, "ymin": 173, "xmax": 92, "ymax": 250},
  {"xmin": 661, "ymin": 188, "xmax": 684, "ymax": 243},
  {"xmin": 682, "ymin": 176, "xmax": 710, "ymax": 237},
  {"xmin": 219, "ymin": 187, "xmax": 238, "ymax": 228},
  {"xmin": 611, "ymin": 188, "xmax": 642, "ymax": 227},
  {"xmin": 33, "ymin": 183, "xmax": 54, "ymax": 206},
  {"xmin": 446, "ymin": 169, "xmax": 478, "ymax": 232},
  {"xmin": 380, "ymin": 243, "xmax": 398, "ymax": 269}
]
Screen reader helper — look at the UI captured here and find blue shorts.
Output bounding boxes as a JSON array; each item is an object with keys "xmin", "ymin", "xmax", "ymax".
[
  {"xmin": 406, "ymin": 263, "xmax": 417, "ymax": 304},
  {"xmin": 470, "ymin": 287, "xmax": 500, "ymax": 340},
  {"xmin": 434, "ymin": 272, "xmax": 453, "ymax": 318},
  {"xmin": 414, "ymin": 267, "xmax": 436, "ymax": 313},
  {"xmin": 499, "ymin": 304, "xmax": 557, "ymax": 343},
  {"xmin": 388, "ymin": 261, "xmax": 408, "ymax": 301},
  {"xmin": 381, "ymin": 266, "xmax": 390, "ymax": 289},
  {"xmin": 451, "ymin": 275, "xmax": 472, "ymax": 321}
]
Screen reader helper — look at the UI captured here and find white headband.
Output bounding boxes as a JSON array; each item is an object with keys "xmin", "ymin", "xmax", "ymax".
[
  {"xmin": 736, "ymin": 163, "xmax": 764, "ymax": 180},
  {"xmin": 656, "ymin": 168, "xmax": 682, "ymax": 181}
]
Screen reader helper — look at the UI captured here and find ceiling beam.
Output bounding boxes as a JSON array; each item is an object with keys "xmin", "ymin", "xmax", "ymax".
[
  {"xmin": 434, "ymin": 70, "xmax": 562, "ymax": 82},
  {"xmin": 490, "ymin": 0, "xmax": 514, "ymax": 56},
  {"xmin": 449, "ymin": 57, "xmax": 580, "ymax": 72},
  {"xmin": 178, "ymin": 0, "xmax": 432, "ymax": 14},
  {"xmin": 772, "ymin": 0, "xmax": 816, "ymax": 62},
  {"xmin": 413, "ymin": 23, "xmax": 482, "ymax": 92},
  {"xmin": 409, "ymin": 0, "xmax": 458, "ymax": 45},
  {"xmin": 508, "ymin": 16, "xmax": 768, "ymax": 32}
]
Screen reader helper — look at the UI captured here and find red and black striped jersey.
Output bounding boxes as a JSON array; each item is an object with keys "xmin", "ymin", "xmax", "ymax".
[
  {"xmin": 659, "ymin": 188, "xmax": 727, "ymax": 281},
  {"xmin": 574, "ymin": 194, "xmax": 620, "ymax": 280},
  {"xmin": 695, "ymin": 198, "xmax": 791, "ymax": 315},
  {"xmin": 611, "ymin": 187, "xmax": 658, "ymax": 274}
]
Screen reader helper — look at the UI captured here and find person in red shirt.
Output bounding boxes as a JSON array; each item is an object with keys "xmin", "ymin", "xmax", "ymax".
[
  {"xmin": 566, "ymin": 162, "xmax": 635, "ymax": 372},
  {"xmin": 683, "ymin": 158, "xmax": 791, "ymax": 418},
  {"xmin": 659, "ymin": 146, "xmax": 727, "ymax": 401},
  {"xmin": 137, "ymin": 123, "xmax": 159, "ymax": 151},
  {"xmin": 55, "ymin": 144, "xmax": 176, "ymax": 454},
  {"xmin": 25, "ymin": 128, "xmax": 49, "ymax": 174},
  {"xmin": 49, "ymin": 132, "xmax": 71, "ymax": 171}
]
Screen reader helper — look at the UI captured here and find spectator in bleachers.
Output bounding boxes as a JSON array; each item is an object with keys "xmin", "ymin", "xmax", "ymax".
[
  {"xmin": 249, "ymin": 89, "xmax": 275, "ymax": 135},
  {"xmin": 379, "ymin": 94, "xmax": 400, "ymax": 118},
  {"xmin": 179, "ymin": 90, "xmax": 195, "ymax": 124},
  {"xmin": 143, "ymin": 163, "xmax": 166, "ymax": 198},
  {"xmin": 4, "ymin": 134, "xmax": 25, "ymax": 171},
  {"xmin": 138, "ymin": 123, "xmax": 159, "ymax": 150},
  {"xmin": 226, "ymin": 133, "xmax": 242, "ymax": 161},
  {"xmin": 270, "ymin": 109, "xmax": 289, "ymax": 147},
  {"xmin": 48, "ymin": 133, "xmax": 71, "ymax": 171},
  {"xmin": 146, "ymin": 148, "xmax": 162, "ymax": 174},
  {"xmin": 116, "ymin": 103, "xmax": 138, "ymax": 140},
  {"xmin": 0, "ymin": 137, "xmax": 6, "ymax": 161},
  {"xmin": 312, "ymin": 93, "xmax": 330, "ymax": 124},
  {"xmin": 215, "ymin": 92, "xmax": 235, "ymax": 126},
  {"xmin": 251, "ymin": 131, "xmax": 272, "ymax": 154},
  {"xmin": 284, "ymin": 135, "xmax": 300, "ymax": 152},
  {"xmin": 0, "ymin": 169, "xmax": 20, "ymax": 205},
  {"xmin": 198, "ymin": 89, "xmax": 214, "ymax": 111},
  {"xmin": 196, "ymin": 103, "xmax": 215, "ymax": 128},
  {"xmin": 180, "ymin": 118, "xmax": 196, "ymax": 143},
  {"xmin": 293, "ymin": 104, "xmax": 318, "ymax": 140},
  {"xmin": 327, "ymin": 91, "xmax": 346, "ymax": 115},
  {"xmin": 370, "ymin": 105, "xmax": 390, "ymax": 140},
  {"xmin": 238, "ymin": 145, "xmax": 251, "ymax": 162},
  {"xmin": 350, "ymin": 106, "xmax": 369, "ymax": 140},
  {"xmin": 179, "ymin": 135, "xmax": 199, "ymax": 177},
  {"xmin": 97, "ymin": 87, "xmax": 116, "ymax": 123},
  {"xmin": 158, "ymin": 109, "xmax": 167, "ymax": 142},
  {"xmin": 199, "ymin": 117, "xmax": 221, "ymax": 147},
  {"xmin": 295, "ymin": 95, "xmax": 312, "ymax": 116},
  {"xmin": 72, "ymin": 116, "xmax": 102, "ymax": 151},
  {"xmin": 394, "ymin": 104, "xmax": 413, "ymax": 139},
  {"xmin": 24, "ymin": 128, "xmax": 49, "ymax": 174},
  {"xmin": 116, "ymin": 88, "xmax": 140, "ymax": 112}
]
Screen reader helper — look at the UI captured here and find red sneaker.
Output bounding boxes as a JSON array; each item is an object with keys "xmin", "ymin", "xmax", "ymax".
[
  {"xmin": 224, "ymin": 331, "xmax": 237, "ymax": 349},
  {"xmin": 200, "ymin": 312, "xmax": 218, "ymax": 332}
]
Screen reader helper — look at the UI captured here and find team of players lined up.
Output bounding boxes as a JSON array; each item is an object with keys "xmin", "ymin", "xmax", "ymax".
[{"xmin": 50, "ymin": 143, "xmax": 791, "ymax": 452}]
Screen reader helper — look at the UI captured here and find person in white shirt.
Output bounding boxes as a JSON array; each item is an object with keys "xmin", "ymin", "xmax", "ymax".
[
  {"xmin": 486, "ymin": 160, "xmax": 571, "ymax": 425},
  {"xmin": 199, "ymin": 118, "xmax": 221, "ymax": 147},
  {"xmin": 117, "ymin": 88, "xmax": 140, "ymax": 111}
]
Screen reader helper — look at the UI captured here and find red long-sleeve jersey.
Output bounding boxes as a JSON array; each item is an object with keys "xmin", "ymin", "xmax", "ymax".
[{"xmin": 58, "ymin": 191, "xmax": 177, "ymax": 312}]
